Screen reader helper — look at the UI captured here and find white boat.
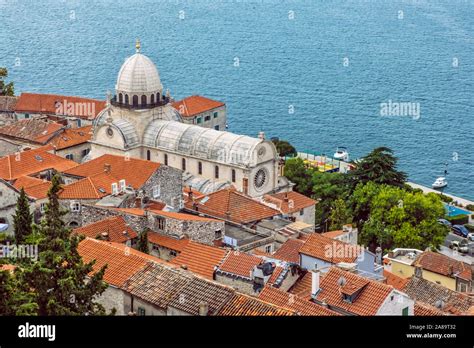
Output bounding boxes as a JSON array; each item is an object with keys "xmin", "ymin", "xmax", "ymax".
[
  {"xmin": 432, "ymin": 177, "xmax": 448, "ymax": 189},
  {"xmin": 333, "ymin": 147, "xmax": 349, "ymax": 162}
]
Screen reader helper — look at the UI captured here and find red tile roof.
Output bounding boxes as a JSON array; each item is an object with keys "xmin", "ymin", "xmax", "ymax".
[
  {"xmin": 272, "ymin": 239, "xmax": 305, "ymax": 263},
  {"xmin": 383, "ymin": 269, "xmax": 410, "ymax": 291},
  {"xmin": 259, "ymin": 286, "xmax": 340, "ymax": 316},
  {"xmin": 49, "ymin": 126, "xmax": 92, "ymax": 150},
  {"xmin": 63, "ymin": 154, "xmax": 160, "ymax": 189},
  {"xmin": 172, "ymin": 95, "xmax": 224, "ymax": 118},
  {"xmin": 414, "ymin": 301, "xmax": 446, "ymax": 316},
  {"xmin": 414, "ymin": 251, "xmax": 471, "ymax": 281},
  {"xmin": 0, "ymin": 146, "xmax": 77, "ymax": 180},
  {"xmin": 13, "ymin": 175, "xmax": 51, "ymax": 199},
  {"xmin": 299, "ymin": 233, "xmax": 362, "ymax": 264},
  {"xmin": 78, "ymin": 238, "xmax": 163, "ymax": 287},
  {"xmin": 218, "ymin": 252, "xmax": 262, "ymax": 278},
  {"xmin": 217, "ymin": 293, "xmax": 296, "ymax": 316},
  {"xmin": 150, "ymin": 210, "xmax": 220, "ymax": 222},
  {"xmin": 185, "ymin": 187, "xmax": 280, "ymax": 224},
  {"xmin": 321, "ymin": 230, "xmax": 344, "ymax": 239},
  {"xmin": 0, "ymin": 119, "xmax": 64, "ymax": 144},
  {"xmin": 171, "ymin": 241, "xmax": 227, "ymax": 279},
  {"xmin": 147, "ymin": 232, "xmax": 190, "ymax": 252},
  {"xmin": 74, "ymin": 216, "xmax": 138, "ymax": 244},
  {"xmin": 289, "ymin": 272, "xmax": 313, "ymax": 300},
  {"xmin": 315, "ymin": 267, "xmax": 393, "ymax": 316},
  {"xmin": 263, "ymin": 191, "xmax": 316, "ymax": 214},
  {"xmin": 15, "ymin": 93, "xmax": 105, "ymax": 119},
  {"xmin": 268, "ymin": 266, "xmax": 284, "ymax": 285}
]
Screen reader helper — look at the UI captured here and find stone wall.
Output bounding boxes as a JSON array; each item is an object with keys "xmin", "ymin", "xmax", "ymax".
[
  {"xmin": 79, "ymin": 204, "xmax": 148, "ymax": 232},
  {"xmin": 215, "ymin": 274, "xmax": 257, "ymax": 296},
  {"xmin": 55, "ymin": 142, "xmax": 91, "ymax": 164},
  {"xmin": 141, "ymin": 165, "xmax": 182, "ymax": 209},
  {"xmin": 96, "ymin": 286, "xmax": 125, "ymax": 315}
]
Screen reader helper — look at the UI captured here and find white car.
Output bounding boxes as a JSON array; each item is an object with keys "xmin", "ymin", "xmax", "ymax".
[{"xmin": 468, "ymin": 233, "xmax": 474, "ymax": 242}]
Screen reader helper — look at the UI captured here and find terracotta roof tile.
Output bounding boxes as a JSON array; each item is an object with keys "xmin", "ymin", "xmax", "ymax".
[
  {"xmin": 268, "ymin": 266, "xmax": 284, "ymax": 285},
  {"xmin": 171, "ymin": 241, "xmax": 227, "ymax": 279},
  {"xmin": 402, "ymin": 276, "xmax": 474, "ymax": 314},
  {"xmin": 172, "ymin": 95, "xmax": 224, "ymax": 118},
  {"xmin": 259, "ymin": 286, "xmax": 340, "ymax": 316},
  {"xmin": 15, "ymin": 93, "xmax": 105, "ymax": 119},
  {"xmin": 414, "ymin": 251, "xmax": 471, "ymax": 281},
  {"xmin": 289, "ymin": 272, "xmax": 312, "ymax": 300},
  {"xmin": 321, "ymin": 230, "xmax": 344, "ymax": 239},
  {"xmin": 63, "ymin": 154, "xmax": 160, "ymax": 189},
  {"xmin": 147, "ymin": 232, "xmax": 190, "ymax": 252},
  {"xmin": 299, "ymin": 233, "xmax": 362, "ymax": 264},
  {"xmin": 150, "ymin": 210, "xmax": 220, "ymax": 222},
  {"xmin": 217, "ymin": 293, "xmax": 296, "ymax": 316},
  {"xmin": 383, "ymin": 269, "xmax": 410, "ymax": 291},
  {"xmin": 414, "ymin": 301, "xmax": 447, "ymax": 316},
  {"xmin": 167, "ymin": 276, "xmax": 235, "ymax": 315},
  {"xmin": 218, "ymin": 252, "xmax": 262, "ymax": 278},
  {"xmin": 0, "ymin": 119, "xmax": 64, "ymax": 144},
  {"xmin": 78, "ymin": 238, "xmax": 163, "ymax": 287},
  {"xmin": 0, "ymin": 146, "xmax": 77, "ymax": 180},
  {"xmin": 123, "ymin": 262, "xmax": 192, "ymax": 310},
  {"xmin": 49, "ymin": 126, "xmax": 92, "ymax": 150},
  {"xmin": 74, "ymin": 216, "xmax": 138, "ymax": 243},
  {"xmin": 315, "ymin": 267, "xmax": 393, "ymax": 316},
  {"xmin": 263, "ymin": 191, "xmax": 316, "ymax": 214},
  {"xmin": 272, "ymin": 239, "xmax": 305, "ymax": 263},
  {"xmin": 185, "ymin": 188, "xmax": 280, "ymax": 224}
]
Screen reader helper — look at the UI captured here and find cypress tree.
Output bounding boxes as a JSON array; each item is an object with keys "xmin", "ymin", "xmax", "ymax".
[
  {"xmin": 13, "ymin": 188, "xmax": 33, "ymax": 244},
  {"xmin": 21, "ymin": 174, "xmax": 109, "ymax": 315}
]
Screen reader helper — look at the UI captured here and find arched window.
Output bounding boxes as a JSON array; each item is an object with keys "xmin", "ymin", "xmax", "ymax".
[
  {"xmin": 125, "ymin": 94, "xmax": 129, "ymax": 105},
  {"xmin": 182, "ymin": 158, "xmax": 186, "ymax": 171},
  {"xmin": 141, "ymin": 95, "xmax": 147, "ymax": 106},
  {"xmin": 119, "ymin": 93, "xmax": 123, "ymax": 103},
  {"xmin": 69, "ymin": 221, "xmax": 79, "ymax": 228},
  {"xmin": 157, "ymin": 92, "xmax": 161, "ymax": 102},
  {"xmin": 146, "ymin": 150, "xmax": 151, "ymax": 161},
  {"xmin": 164, "ymin": 154, "xmax": 168, "ymax": 166},
  {"xmin": 133, "ymin": 95, "xmax": 139, "ymax": 107},
  {"xmin": 198, "ymin": 162, "xmax": 202, "ymax": 175},
  {"xmin": 215, "ymin": 166, "xmax": 219, "ymax": 179},
  {"xmin": 231, "ymin": 169, "xmax": 236, "ymax": 183},
  {"xmin": 150, "ymin": 94, "xmax": 155, "ymax": 105}
]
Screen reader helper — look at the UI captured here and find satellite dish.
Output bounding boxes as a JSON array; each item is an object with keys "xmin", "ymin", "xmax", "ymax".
[{"xmin": 337, "ymin": 276, "xmax": 347, "ymax": 287}]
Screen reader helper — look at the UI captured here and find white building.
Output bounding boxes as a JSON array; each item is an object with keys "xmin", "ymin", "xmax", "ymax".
[{"xmin": 90, "ymin": 41, "xmax": 285, "ymax": 197}]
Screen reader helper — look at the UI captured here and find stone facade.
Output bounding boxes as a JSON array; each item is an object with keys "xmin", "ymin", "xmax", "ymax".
[
  {"xmin": 96, "ymin": 286, "xmax": 126, "ymax": 315},
  {"xmin": 289, "ymin": 205, "xmax": 315, "ymax": 227},
  {"xmin": 54, "ymin": 142, "xmax": 91, "ymax": 164},
  {"xmin": 0, "ymin": 180, "xmax": 23, "ymax": 235},
  {"xmin": 78, "ymin": 204, "xmax": 148, "ymax": 232},
  {"xmin": 140, "ymin": 165, "xmax": 182, "ymax": 209}
]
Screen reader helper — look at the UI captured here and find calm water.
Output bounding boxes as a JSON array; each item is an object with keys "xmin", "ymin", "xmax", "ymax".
[{"xmin": 1, "ymin": 0, "xmax": 473, "ymax": 200}]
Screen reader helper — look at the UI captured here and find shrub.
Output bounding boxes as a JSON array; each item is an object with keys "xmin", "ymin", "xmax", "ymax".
[
  {"xmin": 438, "ymin": 193, "xmax": 453, "ymax": 203},
  {"xmin": 465, "ymin": 204, "xmax": 474, "ymax": 212},
  {"xmin": 446, "ymin": 214, "xmax": 469, "ymax": 225}
]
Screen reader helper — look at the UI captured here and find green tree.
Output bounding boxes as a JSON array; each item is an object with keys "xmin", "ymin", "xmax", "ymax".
[
  {"xmin": 356, "ymin": 184, "xmax": 447, "ymax": 251},
  {"xmin": 329, "ymin": 198, "xmax": 352, "ymax": 231},
  {"xmin": 0, "ymin": 67, "xmax": 15, "ymax": 96},
  {"xmin": 0, "ymin": 268, "xmax": 38, "ymax": 315},
  {"xmin": 21, "ymin": 175, "xmax": 109, "ymax": 315},
  {"xmin": 137, "ymin": 230, "xmax": 149, "ymax": 254},
  {"xmin": 13, "ymin": 188, "xmax": 33, "ymax": 244},
  {"xmin": 272, "ymin": 139, "xmax": 297, "ymax": 157},
  {"xmin": 283, "ymin": 158, "xmax": 315, "ymax": 197},
  {"xmin": 312, "ymin": 171, "xmax": 351, "ymax": 231},
  {"xmin": 349, "ymin": 147, "xmax": 407, "ymax": 188}
]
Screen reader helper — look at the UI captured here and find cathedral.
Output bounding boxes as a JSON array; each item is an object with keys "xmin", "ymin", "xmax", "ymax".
[{"xmin": 90, "ymin": 41, "xmax": 287, "ymax": 198}]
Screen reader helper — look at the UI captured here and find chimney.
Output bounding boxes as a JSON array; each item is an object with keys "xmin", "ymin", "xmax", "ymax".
[
  {"xmin": 342, "ymin": 224, "xmax": 351, "ymax": 233},
  {"xmin": 180, "ymin": 264, "xmax": 188, "ymax": 270},
  {"xmin": 199, "ymin": 301, "xmax": 209, "ymax": 316},
  {"xmin": 258, "ymin": 131, "xmax": 265, "ymax": 140},
  {"xmin": 311, "ymin": 269, "xmax": 320, "ymax": 297},
  {"xmin": 414, "ymin": 266, "xmax": 423, "ymax": 278},
  {"xmin": 104, "ymin": 163, "xmax": 111, "ymax": 173},
  {"xmin": 375, "ymin": 246, "xmax": 382, "ymax": 265}
]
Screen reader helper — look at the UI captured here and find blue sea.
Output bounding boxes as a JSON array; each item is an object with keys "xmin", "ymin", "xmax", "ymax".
[{"xmin": 1, "ymin": 0, "xmax": 473, "ymax": 200}]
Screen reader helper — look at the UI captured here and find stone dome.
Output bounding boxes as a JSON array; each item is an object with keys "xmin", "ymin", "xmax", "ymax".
[{"xmin": 116, "ymin": 52, "xmax": 163, "ymax": 95}]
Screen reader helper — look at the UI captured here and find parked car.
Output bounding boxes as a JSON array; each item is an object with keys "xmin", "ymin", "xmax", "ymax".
[
  {"xmin": 449, "ymin": 240, "xmax": 469, "ymax": 254},
  {"xmin": 452, "ymin": 225, "xmax": 469, "ymax": 238},
  {"xmin": 437, "ymin": 218, "xmax": 452, "ymax": 228},
  {"xmin": 468, "ymin": 233, "xmax": 474, "ymax": 242}
]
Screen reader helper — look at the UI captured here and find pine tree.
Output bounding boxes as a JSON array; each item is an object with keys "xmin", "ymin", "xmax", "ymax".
[
  {"xmin": 13, "ymin": 188, "xmax": 33, "ymax": 244},
  {"xmin": 21, "ymin": 174, "xmax": 109, "ymax": 315},
  {"xmin": 0, "ymin": 268, "xmax": 38, "ymax": 315},
  {"xmin": 137, "ymin": 230, "xmax": 149, "ymax": 254}
]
